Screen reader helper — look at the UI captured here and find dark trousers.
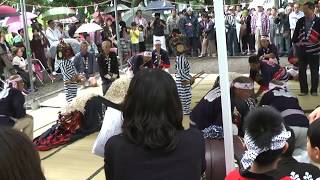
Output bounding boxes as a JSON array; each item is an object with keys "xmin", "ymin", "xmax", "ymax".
[
  {"xmin": 298, "ymin": 52, "xmax": 320, "ymax": 93},
  {"xmin": 187, "ymin": 37, "xmax": 199, "ymax": 56},
  {"xmin": 226, "ymin": 28, "xmax": 239, "ymax": 56},
  {"xmin": 248, "ymin": 34, "xmax": 256, "ymax": 52},
  {"xmin": 241, "ymin": 34, "xmax": 249, "ymax": 52}
]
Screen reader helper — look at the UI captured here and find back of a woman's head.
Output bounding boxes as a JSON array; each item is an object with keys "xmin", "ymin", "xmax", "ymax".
[
  {"xmin": 0, "ymin": 128, "xmax": 45, "ymax": 180},
  {"xmin": 308, "ymin": 119, "xmax": 320, "ymax": 148},
  {"xmin": 122, "ymin": 69, "xmax": 184, "ymax": 151},
  {"xmin": 244, "ymin": 106, "xmax": 285, "ymax": 165}
]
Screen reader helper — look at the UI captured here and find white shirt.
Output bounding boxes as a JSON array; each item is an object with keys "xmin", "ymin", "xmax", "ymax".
[
  {"xmin": 256, "ymin": 12, "xmax": 263, "ymax": 28},
  {"xmin": 45, "ymin": 27, "xmax": 62, "ymax": 45},
  {"xmin": 289, "ymin": 11, "xmax": 305, "ymax": 30},
  {"xmin": 92, "ymin": 107, "xmax": 123, "ymax": 157},
  {"xmin": 12, "ymin": 56, "xmax": 27, "ymax": 71}
]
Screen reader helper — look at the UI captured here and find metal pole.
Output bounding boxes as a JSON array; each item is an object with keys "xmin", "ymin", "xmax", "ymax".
[
  {"xmin": 114, "ymin": 0, "xmax": 123, "ymax": 71},
  {"xmin": 21, "ymin": 0, "xmax": 34, "ymax": 92},
  {"xmin": 214, "ymin": 0, "xmax": 235, "ymax": 174}
]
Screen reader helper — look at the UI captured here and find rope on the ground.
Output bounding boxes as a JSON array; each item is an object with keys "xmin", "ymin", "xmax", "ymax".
[{"xmin": 86, "ymin": 166, "xmax": 104, "ymax": 180}]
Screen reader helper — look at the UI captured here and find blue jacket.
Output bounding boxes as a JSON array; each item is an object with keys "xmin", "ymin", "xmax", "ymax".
[
  {"xmin": 179, "ymin": 14, "xmax": 199, "ymax": 37},
  {"xmin": 73, "ymin": 52, "xmax": 97, "ymax": 77}
]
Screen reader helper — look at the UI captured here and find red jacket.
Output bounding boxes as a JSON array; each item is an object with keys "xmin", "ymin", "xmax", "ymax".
[{"xmin": 225, "ymin": 170, "xmax": 292, "ymax": 180}]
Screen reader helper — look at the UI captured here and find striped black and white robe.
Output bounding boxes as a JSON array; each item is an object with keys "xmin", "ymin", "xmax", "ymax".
[
  {"xmin": 175, "ymin": 55, "xmax": 192, "ymax": 115},
  {"xmin": 59, "ymin": 59, "xmax": 78, "ymax": 103}
]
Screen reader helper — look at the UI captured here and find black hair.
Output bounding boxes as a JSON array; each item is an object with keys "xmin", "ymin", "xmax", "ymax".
[
  {"xmin": 282, "ymin": 126, "xmax": 295, "ymax": 157},
  {"xmin": 131, "ymin": 22, "xmax": 137, "ymax": 27},
  {"xmin": 244, "ymin": 106, "xmax": 285, "ymax": 166},
  {"xmin": 122, "ymin": 69, "xmax": 184, "ymax": 151},
  {"xmin": 304, "ymin": 1, "xmax": 316, "ymax": 10},
  {"xmin": 47, "ymin": 20, "xmax": 54, "ymax": 25},
  {"xmin": 17, "ymin": 29, "xmax": 23, "ymax": 34},
  {"xmin": 0, "ymin": 128, "xmax": 45, "ymax": 180},
  {"xmin": 248, "ymin": 55, "xmax": 260, "ymax": 64},
  {"xmin": 213, "ymin": 76, "xmax": 220, "ymax": 88},
  {"xmin": 57, "ymin": 23, "xmax": 63, "ymax": 29},
  {"xmin": 138, "ymin": 25, "xmax": 144, "ymax": 29},
  {"xmin": 307, "ymin": 119, "xmax": 320, "ymax": 148}
]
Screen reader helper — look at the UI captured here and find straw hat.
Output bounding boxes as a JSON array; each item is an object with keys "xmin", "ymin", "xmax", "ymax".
[{"xmin": 104, "ymin": 77, "xmax": 131, "ymax": 104}]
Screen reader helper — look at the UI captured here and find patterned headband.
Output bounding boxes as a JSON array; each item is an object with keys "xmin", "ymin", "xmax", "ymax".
[
  {"xmin": 232, "ymin": 82, "xmax": 254, "ymax": 90},
  {"xmin": 241, "ymin": 126, "xmax": 291, "ymax": 169},
  {"xmin": 7, "ymin": 76, "xmax": 23, "ymax": 89}
]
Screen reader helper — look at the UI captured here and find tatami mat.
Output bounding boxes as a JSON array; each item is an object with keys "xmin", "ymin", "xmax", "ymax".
[{"xmin": 31, "ymin": 74, "xmax": 320, "ymax": 180}]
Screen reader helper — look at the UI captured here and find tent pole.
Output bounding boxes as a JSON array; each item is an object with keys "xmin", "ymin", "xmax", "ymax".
[
  {"xmin": 21, "ymin": 0, "xmax": 34, "ymax": 92},
  {"xmin": 114, "ymin": 0, "xmax": 123, "ymax": 70},
  {"xmin": 213, "ymin": 0, "xmax": 235, "ymax": 174}
]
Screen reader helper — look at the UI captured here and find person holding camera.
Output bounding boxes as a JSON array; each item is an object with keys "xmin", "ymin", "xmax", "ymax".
[{"xmin": 151, "ymin": 13, "xmax": 167, "ymax": 50}]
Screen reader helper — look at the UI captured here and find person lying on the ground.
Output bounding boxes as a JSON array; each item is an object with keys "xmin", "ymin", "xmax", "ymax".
[
  {"xmin": 257, "ymin": 35, "xmax": 279, "ymax": 64},
  {"xmin": 268, "ymin": 126, "xmax": 320, "ymax": 179},
  {"xmin": 249, "ymin": 55, "xmax": 288, "ymax": 97},
  {"xmin": 127, "ymin": 51, "xmax": 153, "ymax": 75},
  {"xmin": 92, "ymin": 77, "xmax": 130, "ymax": 157},
  {"xmin": 0, "ymin": 75, "xmax": 34, "ymax": 140},
  {"xmin": 225, "ymin": 106, "xmax": 292, "ymax": 179},
  {"xmin": 190, "ymin": 75, "xmax": 256, "ymax": 137},
  {"xmin": 259, "ymin": 80, "xmax": 309, "ymax": 155},
  {"xmin": 152, "ymin": 40, "xmax": 170, "ymax": 69}
]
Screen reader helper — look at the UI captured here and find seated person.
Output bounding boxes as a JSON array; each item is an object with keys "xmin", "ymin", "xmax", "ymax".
[
  {"xmin": 11, "ymin": 47, "xmax": 32, "ymax": 90},
  {"xmin": 0, "ymin": 128, "xmax": 45, "ymax": 180},
  {"xmin": 92, "ymin": 77, "xmax": 130, "ymax": 157},
  {"xmin": 0, "ymin": 75, "xmax": 34, "ymax": 140},
  {"xmin": 97, "ymin": 40, "xmax": 119, "ymax": 95},
  {"xmin": 127, "ymin": 51, "xmax": 153, "ymax": 75},
  {"xmin": 104, "ymin": 69, "xmax": 205, "ymax": 180},
  {"xmin": 269, "ymin": 127, "xmax": 320, "ymax": 178},
  {"xmin": 257, "ymin": 35, "xmax": 279, "ymax": 64},
  {"xmin": 226, "ymin": 106, "xmax": 292, "ymax": 179},
  {"xmin": 190, "ymin": 75, "xmax": 256, "ymax": 137},
  {"xmin": 307, "ymin": 119, "xmax": 320, "ymax": 169},
  {"xmin": 152, "ymin": 40, "xmax": 170, "ymax": 70},
  {"xmin": 260, "ymin": 80, "xmax": 309, "ymax": 155},
  {"xmin": 73, "ymin": 41, "xmax": 97, "ymax": 80},
  {"xmin": 249, "ymin": 55, "xmax": 288, "ymax": 97}
]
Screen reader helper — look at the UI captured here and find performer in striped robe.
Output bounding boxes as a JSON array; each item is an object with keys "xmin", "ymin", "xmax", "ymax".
[
  {"xmin": 56, "ymin": 41, "xmax": 82, "ymax": 103},
  {"xmin": 175, "ymin": 43, "xmax": 193, "ymax": 115}
]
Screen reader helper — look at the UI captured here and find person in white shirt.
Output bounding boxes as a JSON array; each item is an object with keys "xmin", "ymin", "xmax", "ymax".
[
  {"xmin": 92, "ymin": 77, "xmax": 131, "ymax": 157},
  {"xmin": 45, "ymin": 20, "xmax": 61, "ymax": 45},
  {"xmin": 289, "ymin": 3, "xmax": 304, "ymax": 38}
]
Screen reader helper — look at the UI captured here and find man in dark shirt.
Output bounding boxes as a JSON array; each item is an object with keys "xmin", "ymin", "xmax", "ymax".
[
  {"xmin": 151, "ymin": 13, "xmax": 167, "ymax": 50},
  {"xmin": 0, "ymin": 75, "xmax": 33, "ymax": 139},
  {"xmin": 249, "ymin": 55, "xmax": 288, "ymax": 97},
  {"xmin": 97, "ymin": 40, "xmax": 119, "ymax": 95},
  {"xmin": 127, "ymin": 51, "xmax": 153, "ymax": 75},
  {"xmin": 151, "ymin": 40, "xmax": 170, "ymax": 70},
  {"xmin": 257, "ymin": 35, "xmax": 279, "ymax": 64}
]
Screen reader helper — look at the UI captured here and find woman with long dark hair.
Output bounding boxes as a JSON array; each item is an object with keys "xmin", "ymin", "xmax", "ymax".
[
  {"xmin": 0, "ymin": 128, "xmax": 45, "ymax": 180},
  {"xmin": 104, "ymin": 69, "xmax": 205, "ymax": 180}
]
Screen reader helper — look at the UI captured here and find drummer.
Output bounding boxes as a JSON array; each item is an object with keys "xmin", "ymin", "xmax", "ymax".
[
  {"xmin": 127, "ymin": 51, "xmax": 153, "ymax": 76},
  {"xmin": 151, "ymin": 40, "xmax": 170, "ymax": 70}
]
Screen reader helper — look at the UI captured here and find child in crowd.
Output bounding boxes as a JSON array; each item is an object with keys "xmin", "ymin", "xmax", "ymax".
[
  {"xmin": 307, "ymin": 119, "xmax": 320, "ymax": 169},
  {"xmin": 11, "ymin": 47, "xmax": 33, "ymax": 91},
  {"xmin": 138, "ymin": 25, "xmax": 146, "ymax": 52},
  {"xmin": 129, "ymin": 22, "xmax": 139, "ymax": 56}
]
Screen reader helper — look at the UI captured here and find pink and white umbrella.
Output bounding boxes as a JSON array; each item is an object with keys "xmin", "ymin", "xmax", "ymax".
[
  {"xmin": 0, "ymin": 5, "xmax": 19, "ymax": 18},
  {"xmin": 4, "ymin": 12, "xmax": 37, "ymax": 25},
  {"xmin": 7, "ymin": 21, "xmax": 32, "ymax": 33}
]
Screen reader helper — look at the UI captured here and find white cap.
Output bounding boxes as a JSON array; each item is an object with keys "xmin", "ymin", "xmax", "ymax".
[
  {"xmin": 155, "ymin": 40, "xmax": 161, "ymax": 45},
  {"xmin": 143, "ymin": 51, "xmax": 152, "ymax": 57},
  {"xmin": 187, "ymin": 7, "xmax": 193, "ymax": 12},
  {"xmin": 278, "ymin": 8, "xmax": 285, "ymax": 14}
]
